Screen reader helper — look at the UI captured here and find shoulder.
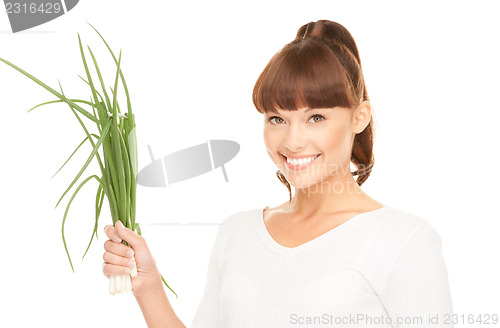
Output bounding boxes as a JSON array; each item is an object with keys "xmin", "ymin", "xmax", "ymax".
[
  {"xmin": 220, "ymin": 207, "xmax": 261, "ymax": 226},
  {"xmin": 382, "ymin": 206, "xmax": 444, "ymax": 254},
  {"xmin": 215, "ymin": 207, "xmax": 262, "ymax": 239},
  {"xmin": 376, "ymin": 205, "xmax": 432, "ymax": 230},
  {"xmin": 358, "ymin": 205, "xmax": 441, "ymax": 245},
  {"xmin": 346, "ymin": 205, "xmax": 435, "ymax": 247},
  {"xmin": 356, "ymin": 206, "xmax": 445, "ymax": 293},
  {"xmin": 211, "ymin": 208, "xmax": 262, "ymax": 264},
  {"xmin": 360, "ymin": 205, "xmax": 442, "ymax": 252},
  {"xmin": 388, "ymin": 206, "xmax": 442, "ymax": 242}
]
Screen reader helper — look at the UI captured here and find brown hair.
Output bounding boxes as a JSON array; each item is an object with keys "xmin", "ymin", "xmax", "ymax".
[{"xmin": 252, "ymin": 20, "xmax": 374, "ymax": 201}]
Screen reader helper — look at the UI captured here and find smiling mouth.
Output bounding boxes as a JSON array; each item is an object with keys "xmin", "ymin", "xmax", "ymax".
[{"xmin": 281, "ymin": 153, "xmax": 321, "ymax": 170}]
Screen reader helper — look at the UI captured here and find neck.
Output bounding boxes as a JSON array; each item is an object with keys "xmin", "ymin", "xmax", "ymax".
[{"xmin": 289, "ymin": 171, "xmax": 368, "ymax": 218}]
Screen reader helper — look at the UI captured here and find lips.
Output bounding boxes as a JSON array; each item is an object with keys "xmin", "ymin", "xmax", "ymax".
[{"xmin": 281, "ymin": 153, "xmax": 321, "ymax": 171}]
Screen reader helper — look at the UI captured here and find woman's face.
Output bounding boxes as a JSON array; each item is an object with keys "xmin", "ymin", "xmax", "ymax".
[{"xmin": 263, "ymin": 106, "xmax": 364, "ymax": 190}]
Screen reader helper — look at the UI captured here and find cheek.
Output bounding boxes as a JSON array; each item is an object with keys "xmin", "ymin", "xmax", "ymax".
[
  {"xmin": 263, "ymin": 130, "xmax": 278, "ymax": 161},
  {"xmin": 263, "ymin": 129, "xmax": 279, "ymax": 151},
  {"xmin": 263, "ymin": 129, "xmax": 289, "ymax": 170},
  {"xmin": 333, "ymin": 129, "xmax": 351, "ymax": 148},
  {"xmin": 319, "ymin": 126, "xmax": 353, "ymax": 160}
]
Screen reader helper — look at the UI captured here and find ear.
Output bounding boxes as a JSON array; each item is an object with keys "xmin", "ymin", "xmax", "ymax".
[{"xmin": 352, "ymin": 101, "xmax": 372, "ymax": 134}]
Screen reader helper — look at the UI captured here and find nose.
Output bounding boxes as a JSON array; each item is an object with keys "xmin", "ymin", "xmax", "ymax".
[{"xmin": 284, "ymin": 124, "xmax": 306, "ymax": 152}]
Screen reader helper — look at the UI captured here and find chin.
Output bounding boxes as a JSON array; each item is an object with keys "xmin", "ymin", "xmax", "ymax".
[{"xmin": 283, "ymin": 175, "xmax": 322, "ymax": 190}]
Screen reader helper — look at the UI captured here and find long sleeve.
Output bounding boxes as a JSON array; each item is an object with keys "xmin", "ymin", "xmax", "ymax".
[
  {"xmin": 189, "ymin": 222, "xmax": 227, "ymax": 328},
  {"xmin": 380, "ymin": 225, "xmax": 454, "ymax": 327}
]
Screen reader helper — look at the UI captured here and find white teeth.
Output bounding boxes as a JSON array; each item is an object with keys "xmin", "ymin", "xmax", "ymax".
[{"xmin": 286, "ymin": 155, "xmax": 319, "ymax": 166}]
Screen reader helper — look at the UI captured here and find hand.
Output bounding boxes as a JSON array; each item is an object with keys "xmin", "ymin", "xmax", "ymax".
[{"xmin": 103, "ymin": 221, "xmax": 161, "ymax": 297}]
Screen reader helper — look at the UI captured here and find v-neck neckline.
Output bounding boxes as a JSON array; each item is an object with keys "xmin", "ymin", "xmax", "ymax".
[{"xmin": 254, "ymin": 205, "xmax": 391, "ymax": 257}]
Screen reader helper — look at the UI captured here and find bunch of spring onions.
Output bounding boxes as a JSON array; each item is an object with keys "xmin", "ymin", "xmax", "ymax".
[{"xmin": 0, "ymin": 23, "xmax": 176, "ymax": 297}]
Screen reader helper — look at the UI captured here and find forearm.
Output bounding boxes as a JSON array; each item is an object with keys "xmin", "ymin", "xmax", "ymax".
[{"xmin": 134, "ymin": 273, "xmax": 186, "ymax": 328}]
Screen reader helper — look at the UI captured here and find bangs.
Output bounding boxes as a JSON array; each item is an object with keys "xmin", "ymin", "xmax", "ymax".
[{"xmin": 252, "ymin": 37, "xmax": 358, "ymax": 114}]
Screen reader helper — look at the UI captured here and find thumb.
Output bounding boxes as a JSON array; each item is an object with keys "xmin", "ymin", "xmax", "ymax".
[{"xmin": 114, "ymin": 220, "xmax": 145, "ymax": 249}]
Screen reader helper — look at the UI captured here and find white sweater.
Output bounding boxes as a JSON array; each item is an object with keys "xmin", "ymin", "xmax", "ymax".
[{"xmin": 190, "ymin": 206, "xmax": 454, "ymax": 328}]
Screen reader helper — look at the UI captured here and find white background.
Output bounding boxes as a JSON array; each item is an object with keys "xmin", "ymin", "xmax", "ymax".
[{"xmin": 1, "ymin": 0, "xmax": 499, "ymax": 327}]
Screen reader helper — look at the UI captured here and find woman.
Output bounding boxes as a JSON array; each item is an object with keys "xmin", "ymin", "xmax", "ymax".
[{"xmin": 102, "ymin": 20, "xmax": 454, "ymax": 327}]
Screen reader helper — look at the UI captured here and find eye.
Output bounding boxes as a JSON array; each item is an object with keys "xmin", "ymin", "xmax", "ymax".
[
  {"xmin": 268, "ymin": 116, "xmax": 284, "ymax": 125},
  {"xmin": 267, "ymin": 114, "xmax": 325, "ymax": 125},
  {"xmin": 309, "ymin": 114, "xmax": 325, "ymax": 123}
]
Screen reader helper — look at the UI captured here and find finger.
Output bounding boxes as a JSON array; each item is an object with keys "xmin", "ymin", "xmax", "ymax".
[
  {"xmin": 104, "ymin": 225, "xmax": 122, "ymax": 243},
  {"xmin": 102, "ymin": 263, "xmax": 111, "ymax": 278},
  {"xmin": 103, "ymin": 251, "xmax": 136, "ymax": 269},
  {"xmin": 114, "ymin": 220, "xmax": 145, "ymax": 249},
  {"xmin": 102, "ymin": 262, "xmax": 134, "ymax": 276},
  {"xmin": 104, "ymin": 240, "xmax": 135, "ymax": 258}
]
